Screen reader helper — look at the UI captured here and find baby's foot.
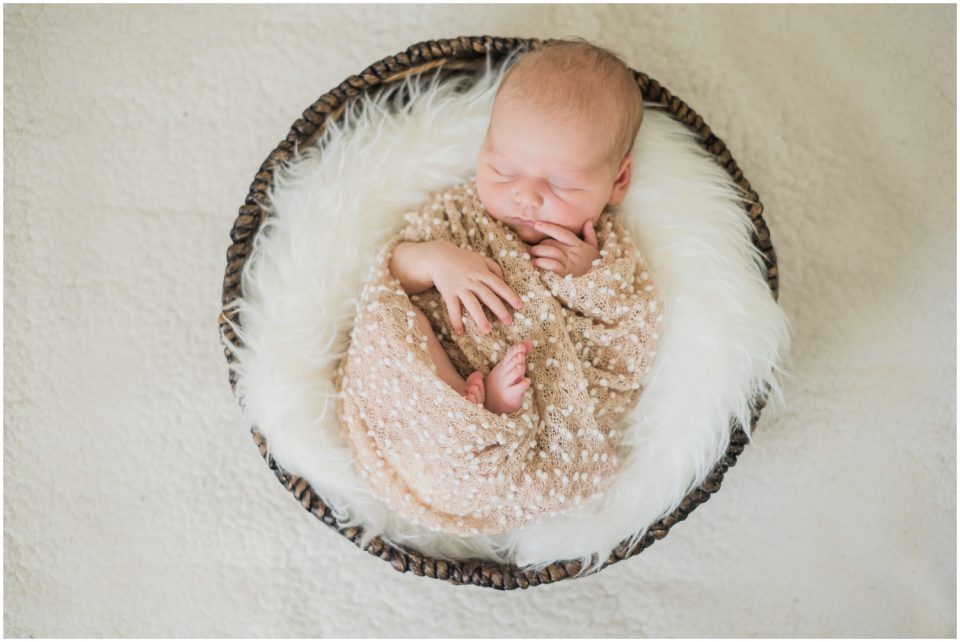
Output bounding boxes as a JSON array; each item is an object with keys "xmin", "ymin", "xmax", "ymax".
[
  {"xmin": 463, "ymin": 371, "xmax": 485, "ymax": 405},
  {"xmin": 483, "ymin": 337, "xmax": 533, "ymax": 415}
]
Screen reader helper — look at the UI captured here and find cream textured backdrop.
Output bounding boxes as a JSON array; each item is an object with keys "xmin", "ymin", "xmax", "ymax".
[{"xmin": 3, "ymin": 4, "xmax": 955, "ymax": 637}]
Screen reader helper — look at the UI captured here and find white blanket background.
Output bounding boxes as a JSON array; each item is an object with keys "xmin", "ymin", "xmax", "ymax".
[{"xmin": 4, "ymin": 4, "xmax": 955, "ymax": 637}]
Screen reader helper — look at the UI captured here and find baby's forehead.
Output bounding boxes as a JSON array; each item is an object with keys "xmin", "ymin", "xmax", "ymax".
[
  {"xmin": 486, "ymin": 135, "xmax": 602, "ymax": 174},
  {"xmin": 484, "ymin": 109, "xmax": 614, "ymax": 176},
  {"xmin": 492, "ymin": 79, "xmax": 627, "ymax": 144}
]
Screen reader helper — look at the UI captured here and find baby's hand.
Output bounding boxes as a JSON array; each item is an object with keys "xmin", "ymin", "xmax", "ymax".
[
  {"xmin": 526, "ymin": 219, "xmax": 600, "ymax": 277},
  {"xmin": 427, "ymin": 241, "xmax": 523, "ymax": 335}
]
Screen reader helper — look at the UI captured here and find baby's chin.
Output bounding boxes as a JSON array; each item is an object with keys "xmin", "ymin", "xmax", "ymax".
[
  {"xmin": 520, "ymin": 228, "xmax": 549, "ymax": 244},
  {"xmin": 504, "ymin": 221, "xmax": 546, "ymax": 244}
]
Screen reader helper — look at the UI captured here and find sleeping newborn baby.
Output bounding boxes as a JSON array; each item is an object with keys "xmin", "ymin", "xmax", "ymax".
[{"xmin": 336, "ymin": 40, "xmax": 663, "ymax": 535}]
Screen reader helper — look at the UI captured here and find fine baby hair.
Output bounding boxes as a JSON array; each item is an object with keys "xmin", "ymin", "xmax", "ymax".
[{"xmin": 492, "ymin": 38, "xmax": 645, "ymax": 163}]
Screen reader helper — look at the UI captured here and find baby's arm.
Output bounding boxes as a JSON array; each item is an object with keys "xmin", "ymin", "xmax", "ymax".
[
  {"xmin": 389, "ymin": 241, "xmax": 441, "ymax": 294},
  {"xmin": 388, "ymin": 240, "xmax": 523, "ymax": 334}
]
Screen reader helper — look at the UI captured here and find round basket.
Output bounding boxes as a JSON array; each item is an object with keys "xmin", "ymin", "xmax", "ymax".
[{"xmin": 219, "ymin": 36, "xmax": 779, "ymax": 590}]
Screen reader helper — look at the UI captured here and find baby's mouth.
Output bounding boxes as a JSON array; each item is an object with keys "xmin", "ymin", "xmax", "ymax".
[{"xmin": 508, "ymin": 216, "xmax": 536, "ymax": 227}]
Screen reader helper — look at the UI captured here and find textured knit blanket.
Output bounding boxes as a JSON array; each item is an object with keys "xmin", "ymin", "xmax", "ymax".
[{"xmin": 335, "ymin": 180, "xmax": 662, "ymax": 535}]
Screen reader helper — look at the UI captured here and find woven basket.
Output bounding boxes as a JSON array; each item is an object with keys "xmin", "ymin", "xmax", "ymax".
[{"xmin": 219, "ymin": 36, "xmax": 779, "ymax": 590}]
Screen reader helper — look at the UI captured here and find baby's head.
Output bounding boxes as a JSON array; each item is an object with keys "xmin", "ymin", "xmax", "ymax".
[{"xmin": 476, "ymin": 39, "xmax": 644, "ymax": 245}]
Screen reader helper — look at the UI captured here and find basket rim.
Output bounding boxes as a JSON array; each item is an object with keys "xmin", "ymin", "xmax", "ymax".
[{"xmin": 218, "ymin": 35, "xmax": 779, "ymax": 591}]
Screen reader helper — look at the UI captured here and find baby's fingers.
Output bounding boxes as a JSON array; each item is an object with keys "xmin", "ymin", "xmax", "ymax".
[
  {"xmin": 443, "ymin": 294, "xmax": 464, "ymax": 334},
  {"xmin": 481, "ymin": 273, "xmax": 523, "ymax": 311},
  {"xmin": 582, "ymin": 219, "xmax": 599, "ymax": 249},
  {"xmin": 460, "ymin": 291, "xmax": 491, "ymax": 334},
  {"xmin": 484, "ymin": 257, "xmax": 504, "ymax": 279},
  {"xmin": 531, "ymin": 257, "xmax": 567, "ymax": 276},
  {"xmin": 473, "ymin": 283, "xmax": 513, "ymax": 326},
  {"xmin": 529, "ymin": 243, "xmax": 567, "ymax": 262}
]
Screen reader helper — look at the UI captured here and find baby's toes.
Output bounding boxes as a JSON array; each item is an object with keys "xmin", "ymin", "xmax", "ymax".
[
  {"xmin": 505, "ymin": 342, "xmax": 531, "ymax": 368},
  {"xmin": 504, "ymin": 341, "xmax": 528, "ymax": 362},
  {"xmin": 503, "ymin": 378, "xmax": 531, "ymax": 405},
  {"xmin": 508, "ymin": 362, "xmax": 528, "ymax": 384},
  {"xmin": 465, "ymin": 371, "xmax": 485, "ymax": 404},
  {"xmin": 520, "ymin": 336, "xmax": 533, "ymax": 353}
]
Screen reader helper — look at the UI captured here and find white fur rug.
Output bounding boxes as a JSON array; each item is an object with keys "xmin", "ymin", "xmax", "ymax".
[{"xmin": 224, "ymin": 59, "xmax": 791, "ymax": 572}]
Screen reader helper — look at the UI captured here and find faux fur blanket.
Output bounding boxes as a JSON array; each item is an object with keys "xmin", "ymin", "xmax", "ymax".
[
  {"xmin": 229, "ymin": 65, "xmax": 790, "ymax": 569},
  {"xmin": 335, "ymin": 180, "xmax": 662, "ymax": 535}
]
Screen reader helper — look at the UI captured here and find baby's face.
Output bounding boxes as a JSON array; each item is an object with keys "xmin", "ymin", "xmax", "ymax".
[{"xmin": 476, "ymin": 97, "xmax": 631, "ymax": 245}]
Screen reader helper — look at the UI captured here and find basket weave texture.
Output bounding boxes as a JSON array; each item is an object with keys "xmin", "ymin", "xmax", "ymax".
[{"xmin": 218, "ymin": 36, "xmax": 779, "ymax": 590}]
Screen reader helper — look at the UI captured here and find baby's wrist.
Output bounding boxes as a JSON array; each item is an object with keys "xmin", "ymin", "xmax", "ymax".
[
  {"xmin": 422, "ymin": 239, "xmax": 454, "ymax": 278},
  {"xmin": 391, "ymin": 241, "xmax": 441, "ymax": 294}
]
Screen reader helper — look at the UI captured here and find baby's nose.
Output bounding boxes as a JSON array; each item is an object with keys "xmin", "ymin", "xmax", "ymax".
[{"xmin": 513, "ymin": 182, "xmax": 544, "ymax": 210}]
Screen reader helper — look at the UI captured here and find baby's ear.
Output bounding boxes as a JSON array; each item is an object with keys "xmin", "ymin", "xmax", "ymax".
[{"xmin": 607, "ymin": 155, "xmax": 633, "ymax": 205}]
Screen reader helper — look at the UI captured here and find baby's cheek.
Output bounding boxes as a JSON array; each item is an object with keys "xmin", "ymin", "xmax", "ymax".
[
  {"xmin": 478, "ymin": 185, "xmax": 509, "ymax": 221},
  {"xmin": 476, "ymin": 182, "xmax": 496, "ymax": 213}
]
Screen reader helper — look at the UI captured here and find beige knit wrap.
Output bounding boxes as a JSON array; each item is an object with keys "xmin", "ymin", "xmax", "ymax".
[{"xmin": 335, "ymin": 181, "xmax": 662, "ymax": 535}]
